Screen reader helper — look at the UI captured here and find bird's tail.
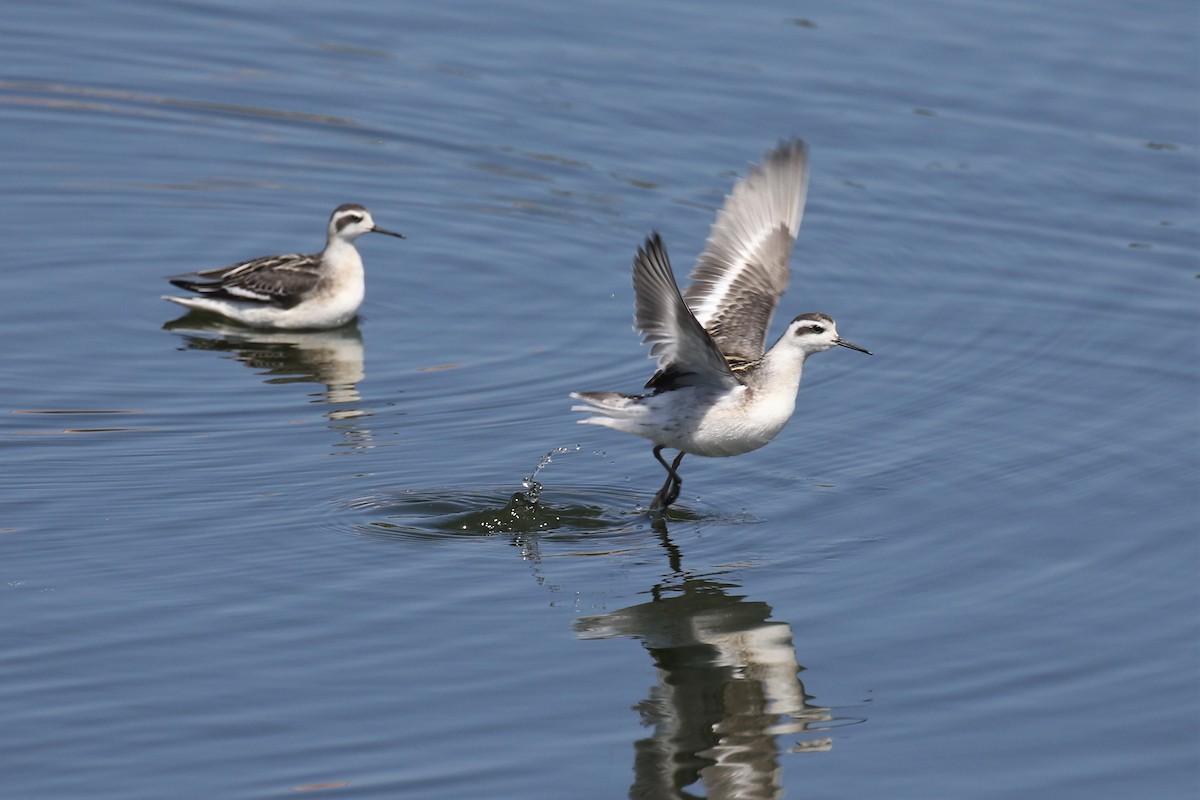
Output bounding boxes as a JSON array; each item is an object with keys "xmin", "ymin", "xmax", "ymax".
[{"xmin": 569, "ymin": 391, "xmax": 645, "ymax": 426}]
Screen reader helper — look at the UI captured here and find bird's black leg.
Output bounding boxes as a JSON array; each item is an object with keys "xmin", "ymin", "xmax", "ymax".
[
  {"xmin": 651, "ymin": 446, "xmax": 686, "ymax": 511},
  {"xmin": 663, "ymin": 451, "xmax": 685, "ymax": 506},
  {"xmin": 651, "ymin": 446, "xmax": 674, "ymax": 507}
]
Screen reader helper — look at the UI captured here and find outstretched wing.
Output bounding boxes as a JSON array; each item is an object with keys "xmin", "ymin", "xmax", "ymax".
[
  {"xmin": 632, "ymin": 234, "xmax": 738, "ymax": 392},
  {"xmin": 168, "ymin": 254, "xmax": 321, "ymax": 308},
  {"xmin": 683, "ymin": 139, "xmax": 809, "ymax": 363}
]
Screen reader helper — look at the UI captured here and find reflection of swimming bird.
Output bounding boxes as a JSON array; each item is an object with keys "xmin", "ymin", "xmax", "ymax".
[
  {"xmin": 163, "ymin": 204, "xmax": 404, "ymax": 329},
  {"xmin": 571, "ymin": 141, "xmax": 870, "ymax": 510},
  {"xmin": 164, "ymin": 321, "xmax": 366, "ymax": 407},
  {"xmin": 164, "ymin": 321, "xmax": 375, "ymax": 447}
]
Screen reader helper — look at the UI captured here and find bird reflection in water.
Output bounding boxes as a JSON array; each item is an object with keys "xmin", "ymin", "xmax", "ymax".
[
  {"xmin": 577, "ymin": 576, "xmax": 835, "ymax": 800},
  {"xmin": 163, "ymin": 316, "xmax": 374, "ymax": 448}
]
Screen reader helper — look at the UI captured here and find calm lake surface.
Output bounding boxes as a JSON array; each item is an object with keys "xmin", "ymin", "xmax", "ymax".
[{"xmin": 2, "ymin": 1, "xmax": 1196, "ymax": 798}]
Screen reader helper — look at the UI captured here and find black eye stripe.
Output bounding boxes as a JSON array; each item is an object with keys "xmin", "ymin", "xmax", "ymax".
[{"xmin": 336, "ymin": 214, "xmax": 364, "ymax": 232}]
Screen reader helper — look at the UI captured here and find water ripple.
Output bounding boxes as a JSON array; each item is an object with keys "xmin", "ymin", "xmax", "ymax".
[
  {"xmin": 343, "ymin": 484, "xmax": 649, "ymax": 541},
  {"xmin": 330, "ymin": 447, "xmax": 763, "ymax": 547}
]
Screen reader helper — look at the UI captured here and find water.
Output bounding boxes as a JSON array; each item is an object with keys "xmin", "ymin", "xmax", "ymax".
[{"xmin": 2, "ymin": 0, "xmax": 1196, "ymax": 797}]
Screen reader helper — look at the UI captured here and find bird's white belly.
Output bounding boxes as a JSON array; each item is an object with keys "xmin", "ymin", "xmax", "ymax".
[
  {"xmin": 647, "ymin": 386, "xmax": 797, "ymax": 457},
  {"xmin": 265, "ymin": 270, "xmax": 364, "ymax": 329},
  {"xmin": 295, "ymin": 273, "xmax": 364, "ymax": 328}
]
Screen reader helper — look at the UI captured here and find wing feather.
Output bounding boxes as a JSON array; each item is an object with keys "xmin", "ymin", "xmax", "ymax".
[
  {"xmin": 168, "ymin": 254, "xmax": 321, "ymax": 308},
  {"xmin": 683, "ymin": 139, "xmax": 809, "ymax": 361},
  {"xmin": 632, "ymin": 234, "xmax": 738, "ymax": 392}
]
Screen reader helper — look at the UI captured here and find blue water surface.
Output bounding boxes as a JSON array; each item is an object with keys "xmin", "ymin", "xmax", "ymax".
[{"xmin": 1, "ymin": 0, "xmax": 1196, "ymax": 798}]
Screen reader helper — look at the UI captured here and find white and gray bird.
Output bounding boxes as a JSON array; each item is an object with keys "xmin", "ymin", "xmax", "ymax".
[
  {"xmin": 571, "ymin": 140, "xmax": 870, "ymax": 510},
  {"xmin": 163, "ymin": 204, "xmax": 404, "ymax": 330}
]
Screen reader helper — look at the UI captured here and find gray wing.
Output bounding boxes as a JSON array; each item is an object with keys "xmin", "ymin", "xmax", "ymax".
[
  {"xmin": 682, "ymin": 139, "xmax": 809, "ymax": 362},
  {"xmin": 633, "ymin": 234, "xmax": 738, "ymax": 392},
  {"xmin": 168, "ymin": 253, "xmax": 321, "ymax": 307}
]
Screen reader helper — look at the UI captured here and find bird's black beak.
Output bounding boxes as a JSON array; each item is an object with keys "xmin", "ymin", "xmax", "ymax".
[
  {"xmin": 372, "ymin": 226, "xmax": 406, "ymax": 239},
  {"xmin": 835, "ymin": 338, "xmax": 872, "ymax": 355}
]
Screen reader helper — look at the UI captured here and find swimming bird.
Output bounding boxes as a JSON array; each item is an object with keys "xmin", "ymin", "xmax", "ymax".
[
  {"xmin": 162, "ymin": 204, "xmax": 404, "ymax": 330},
  {"xmin": 571, "ymin": 140, "xmax": 870, "ymax": 510}
]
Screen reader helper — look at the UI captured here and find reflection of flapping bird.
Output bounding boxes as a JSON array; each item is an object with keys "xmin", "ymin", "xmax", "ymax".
[
  {"xmin": 576, "ymin": 577, "xmax": 832, "ymax": 800},
  {"xmin": 165, "ymin": 321, "xmax": 368, "ymax": 419},
  {"xmin": 572, "ymin": 141, "xmax": 870, "ymax": 510},
  {"xmin": 163, "ymin": 204, "xmax": 404, "ymax": 329}
]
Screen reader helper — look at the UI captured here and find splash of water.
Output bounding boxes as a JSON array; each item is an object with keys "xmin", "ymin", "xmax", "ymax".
[{"xmin": 520, "ymin": 445, "xmax": 581, "ymax": 503}]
